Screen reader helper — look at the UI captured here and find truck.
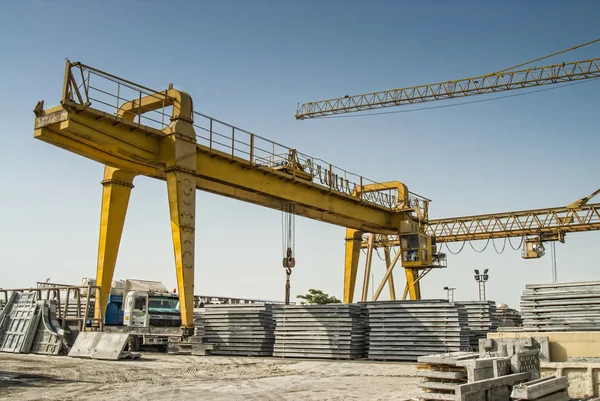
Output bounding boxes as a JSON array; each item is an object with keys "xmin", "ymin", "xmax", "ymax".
[{"xmin": 83, "ymin": 278, "xmax": 187, "ymax": 351}]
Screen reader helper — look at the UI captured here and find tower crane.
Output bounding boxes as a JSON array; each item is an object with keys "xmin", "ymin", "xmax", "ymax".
[
  {"xmin": 313, "ymin": 39, "xmax": 600, "ymax": 302},
  {"xmin": 295, "ymin": 39, "xmax": 600, "ymax": 119}
]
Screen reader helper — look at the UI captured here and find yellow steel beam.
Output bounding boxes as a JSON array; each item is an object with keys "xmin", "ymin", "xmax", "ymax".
[
  {"xmin": 383, "ymin": 246, "xmax": 396, "ymax": 300},
  {"xmin": 94, "ymin": 166, "xmax": 135, "ymax": 322},
  {"xmin": 34, "ymin": 106, "xmax": 413, "ymax": 234},
  {"xmin": 404, "ymin": 268, "xmax": 421, "ymax": 300},
  {"xmin": 296, "ymin": 58, "xmax": 600, "ymax": 119},
  {"xmin": 343, "ymin": 228, "xmax": 363, "ymax": 303},
  {"xmin": 361, "ymin": 202, "xmax": 600, "ymax": 248}
]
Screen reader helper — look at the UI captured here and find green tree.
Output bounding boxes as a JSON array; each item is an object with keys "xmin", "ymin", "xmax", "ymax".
[{"xmin": 297, "ymin": 289, "xmax": 341, "ymax": 305}]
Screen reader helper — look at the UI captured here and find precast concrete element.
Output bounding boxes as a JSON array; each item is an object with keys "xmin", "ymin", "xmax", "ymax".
[
  {"xmin": 273, "ymin": 304, "xmax": 365, "ymax": 359},
  {"xmin": 520, "ymin": 281, "xmax": 600, "ymax": 331},
  {"xmin": 456, "ymin": 301, "xmax": 498, "ymax": 350},
  {"xmin": 194, "ymin": 304, "xmax": 275, "ymax": 356},
  {"xmin": 480, "ymin": 337, "xmax": 550, "ymax": 362},
  {"xmin": 0, "ymin": 292, "xmax": 42, "ymax": 353},
  {"xmin": 487, "ymin": 331, "xmax": 600, "ymax": 362},
  {"xmin": 416, "ymin": 352, "xmax": 478, "ymax": 400},
  {"xmin": 511, "ymin": 376, "xmax": 569, "ymax": 400},
  {"xmin": 29, "ymin": 300, "xmax": 66, "ymax": 355},
  {"xmin": 541, "ymin": 362, "xmax": 600, "ymax": 398},
  {"xmin": 68, "ymin": 332, "xmax": 133, "ymax": 360},
  {"xmin": 455, "ymin": 372, "xmax": 530, "ymax": 401},
  {"xmin": 363, "ymin": 300, "xmax": 470, "ymax": 362}
]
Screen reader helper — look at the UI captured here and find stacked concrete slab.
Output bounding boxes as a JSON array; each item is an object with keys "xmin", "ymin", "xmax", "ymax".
[
  {"xmin": 457, "ymin": 301, "xmax": 498, "ymax": 350},
  {"xmin": 364, "ymin": 300, "xmax": 470, "ymax": 361},
  {"xmin": 521, "ymin": 281, "xmax": 600, "ymax": 331},
  {"xmin": 496, "ymin": 305, "xmax": 523, "ymax": 328},
  {"xmin": 272, "ymin": 304, "xmax": 365, "ymax": 359},
  {"xmin": 194, "ymin": 304, "xmax": 274, "ymax": 356},
  {"xmin": 416, "ymin": 352, "xmax": 477, "ymax": 400}
]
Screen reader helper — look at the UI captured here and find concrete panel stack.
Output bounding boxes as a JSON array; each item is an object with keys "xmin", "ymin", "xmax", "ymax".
[
  {"xmin": 457, "ymin": 301, "xmax": 498, "ymax": 350},
  {"xmin": 511, "ymin": 376, "xmax": 569, "ymax": 401},
  {"xmin": 416, "ymin": 352, "xmax": 478, "ymax": 400},
  {"xmin": 272, "ymin": 304, "xmax": 365, "ymax": 359},
  {"xmin": 364, "ymin": 300, "xmax": 470, "ymax": 361},
  {"xmin": 194, "ymin": 304, "xmax": 275, "ymax": 356},
  {"xmin": 521, "ymin": 281, "xmax": 600, "ymax": 331},
  {"xmin": 496, "ymin": 304, "xmax": 523, "ymax": 328}
]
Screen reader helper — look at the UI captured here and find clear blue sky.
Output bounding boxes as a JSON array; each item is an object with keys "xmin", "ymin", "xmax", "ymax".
[{"xmin": 1, "ymin": 0, "xmax": 599, "ymax": 309}]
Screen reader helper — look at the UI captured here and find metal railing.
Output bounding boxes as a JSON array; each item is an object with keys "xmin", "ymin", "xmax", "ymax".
[
  {"xmin": 61, "ymin": 61, "xmax": 430, "ymax": 214},
  {"xmin": 0, "ymin": 284, "xmax": 103, "ymax": 331}
]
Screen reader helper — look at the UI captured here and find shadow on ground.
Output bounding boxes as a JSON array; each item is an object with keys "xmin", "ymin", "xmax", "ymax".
[{"xmin": 0, "ymin": 370, "xmax": 89, "ymax": 389}]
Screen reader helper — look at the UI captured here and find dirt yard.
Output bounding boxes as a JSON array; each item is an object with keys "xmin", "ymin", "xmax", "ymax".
[{"xmin": 0, "ymin": 353, "xmax": 420, "ymax": 400}]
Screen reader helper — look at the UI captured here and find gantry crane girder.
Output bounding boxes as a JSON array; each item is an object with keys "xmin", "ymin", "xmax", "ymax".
[
  {"xmin": 296, "ymin": 58, "xmax": 600, "ymax": 119},
  {"xmin": 32, "ymin": 61, "xmax": 430, "ymax": 331}
]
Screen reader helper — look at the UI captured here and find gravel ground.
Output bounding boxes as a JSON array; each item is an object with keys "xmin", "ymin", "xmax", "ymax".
[{"xmin": 0, "ymin": 353, "xmax": 420, "ymax": 400}]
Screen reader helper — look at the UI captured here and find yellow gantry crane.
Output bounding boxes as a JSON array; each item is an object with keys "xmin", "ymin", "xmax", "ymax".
[
  {"xmin": 33, "ymin": 61, "xmax": 433, "ymax": 332},
  {"xmin": 346, "ymin": 189, "xmax": 600, "ymax": 303}
]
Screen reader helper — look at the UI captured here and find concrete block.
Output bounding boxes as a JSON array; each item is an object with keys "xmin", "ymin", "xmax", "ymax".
[
  {"xmin": 523, "ymin": 390, "xmax": 569, "ymax": 401},
  {"xmin": 493, "ymin": 357, "xmax": 512, "ymax": 377},
  {"xmin": 457, "ymin": 357, "xmax": 495, "ymax": 382},
  {"xmin": 419, "ymin": 381, "xmax": 458, "ymax": 391},
  {"xmin": 416, "ymin": 369, "xmax": 467, "ymax": 380},
  {"xmin": 513, "ymin": 350, "xmax": 540, "ymax": 380},
  {"xmin": 68, "ymin": 332, "xmax": 104, "ymax": 358},
  {"xmin": 69, "ymin": 332, "xmax": 134, "ymax": 360},
  {"xmin": 511, "ymin": 375, "xmax": 568, "ymax": 399},
  {"xmin": 480, "ymin": 336, "xmax": 550, "ymax": 362},
  {"xmin": 455, "ymin": 372, "xmax": 530, "ymax": 401},
  {"xmin": 418, "ymin": 352, "xmax": 479, "ymax": 365},
  {"xmin": 90, "ymin": 333, "xmax": 130, "ymax": 360}
]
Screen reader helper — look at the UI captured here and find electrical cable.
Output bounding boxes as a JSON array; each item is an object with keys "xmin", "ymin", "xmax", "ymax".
[
  {"xmin": 442, "ymin": 241, "xmax": 466, "ymax": 255},
  {"xmin": 508, "ymin": 236, "xmax": 524, "ymax": 251},
  {"xmin": 491, "ymin": 237, "xmax": 507, "ymax": 254},
  {"xmin": 469, "ymin": 239, "xmax": 490, "ymax": 253}
]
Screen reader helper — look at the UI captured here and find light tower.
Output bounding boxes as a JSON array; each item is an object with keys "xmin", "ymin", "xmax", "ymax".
[
  {"xmin": 443, "ymin": 286, "xmax": 456, "ymax": 302},
  {"xmin": 474, "ymin": 269, "xmax": 489, "ymax": 301}
]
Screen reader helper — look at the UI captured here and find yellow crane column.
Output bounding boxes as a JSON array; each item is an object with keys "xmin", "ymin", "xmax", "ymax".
[
  {"xmin": 343, "ymin": 228, "xmax": 363, "ymax": 303},
  {"xmin": 163, "ymin": 109, "xmax": 197, "ymax": 332},
  {"xmin": 94, "ymin": 166, "xmax": 136, "ymax": 322}
]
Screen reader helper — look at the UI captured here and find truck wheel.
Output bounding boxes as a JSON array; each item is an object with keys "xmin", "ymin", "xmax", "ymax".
[{"xmin": 127, "ymin": 336, "xmax": 140, "ymax": 352}]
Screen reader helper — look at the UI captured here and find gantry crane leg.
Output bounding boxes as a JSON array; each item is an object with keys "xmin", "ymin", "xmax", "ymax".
[
  {"xmin": 403, "ymin": 268, "xmax": 422, "ymax": 300},
  {"xmin": 344, "ymin": 228, "xmax": 363, "ymax": 303},
  {"xmin": 164, "ymin": 116, "xmax": 198, "ymax": 332},
  {"xmin": 94, "ymin": 166, "xmax": 136, "ymax": 322},
  {"xmin": 383, "ymin": 246, "xmax": 396, "ymax": 300}
]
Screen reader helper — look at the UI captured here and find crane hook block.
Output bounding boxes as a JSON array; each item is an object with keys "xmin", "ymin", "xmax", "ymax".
[{"xmin": 282, "ymin": 247, "xmax": 296, "ymax": 268}]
